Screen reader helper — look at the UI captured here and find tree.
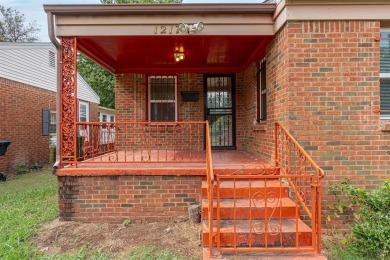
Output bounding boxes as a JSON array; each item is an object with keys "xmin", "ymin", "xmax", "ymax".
[
  {"xmin": 77, "ymin": 54, "xmax": 115, "ymax": 109},
  {"xmin": 101, "ymin": 0, "xmax": 182, "ymax": 3},
  {"xmin": 0, "ymin": 5, "xmax": 40, "ymax": 42}
]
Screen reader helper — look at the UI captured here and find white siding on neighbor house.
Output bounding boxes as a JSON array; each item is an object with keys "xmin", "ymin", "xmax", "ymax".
[{"xmin": 0, "ymin": 42, "xmax": 100, "ymax": 104}]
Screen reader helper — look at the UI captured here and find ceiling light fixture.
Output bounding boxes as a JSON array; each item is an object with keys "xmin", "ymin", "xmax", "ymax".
[
  {"xmin": 174, "ymin": 52, "xmax": 185, "ymax": 62},
  {"xmin": 178, "ymin": 22, "xmax": 204, "ymax": 34}
]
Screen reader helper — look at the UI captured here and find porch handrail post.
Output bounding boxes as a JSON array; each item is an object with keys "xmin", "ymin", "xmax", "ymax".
[
  {"xmin": 274, "ymin": 120, "xmax": 278, "ymax": 167},
  {"xmin": 205, "ymin": 120, "xmax": 214, "ymax": 256},
  {"xmin": 316, "ymin": 168, "xmax": 323, "ymax": 254}
]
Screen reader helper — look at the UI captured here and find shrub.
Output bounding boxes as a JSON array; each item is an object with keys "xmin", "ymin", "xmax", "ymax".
[
  {"xmin": 15, "ymin": 164, "xmax": 29, "ymax": 175},
  {"xmin": 329, "ymin": 179, "xmax": 390, "ymax": 260}
]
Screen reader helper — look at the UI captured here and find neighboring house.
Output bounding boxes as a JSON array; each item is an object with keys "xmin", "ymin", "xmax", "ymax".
[
  {"xmin": 99, "ymin": 106, "xmax": 115, "ymax": 123},
  {"xmin": 98, "ymin": 106, "xmax": 115, "ymax": 146},
  {"xmin": 0, "ymin": 42, "xmax": 100, "ymax": 175},
  {"xmin": 44, "ymin": 1, "xmax": 390, "ymax": 257}
]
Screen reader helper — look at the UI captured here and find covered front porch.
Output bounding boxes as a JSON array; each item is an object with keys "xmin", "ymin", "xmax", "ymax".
[
  {"xmin": 45, "ymin": 3, "xmax": 324, "ymax": 257},
  {"xmin": 47, "ymin": 4, "xmax": 276, "ymax": 170}
]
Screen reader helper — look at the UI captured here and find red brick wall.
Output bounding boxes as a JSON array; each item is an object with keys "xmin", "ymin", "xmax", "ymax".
[
  {"xmin": 177, "ymin": 73, "xmax": 204, "ymax": 122},
  {"xmin": 240, "ymin": 21, "xmax": 390, "ymax": 177},
  {"xmin": 238, "ymin": 21, "xmax": 390, "ymax": 229},
  {"xmin": 286, "ymin": 21, "xmax": 390, "ymax": 228},
  {"xmin": 115, "ymin": 74, "xmax": 146, "ymax": 122},
  {"xmin": 89, "ymin": 102, "xmax": 99, "ymax": 123},
  {"xmin": 115, "ymin": 73, "xmax": 204, "ymax": 122},
  {"xmin": 115, "ymin": 73, "xmax": 205, "ymax": 151},
  {"xmin": 236, "ymin": 25, "xmax": 289, "ymax": 160},
  {"xmin": 0, "ymin": 77, "xmax": 55, "ymax": 175},
  {"xmin": 58, "ymin": 175, "xmax": 202, "ymax": 222}
]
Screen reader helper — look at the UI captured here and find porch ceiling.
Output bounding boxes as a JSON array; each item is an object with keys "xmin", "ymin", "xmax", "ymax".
[
  {"xmin": 44, "ymin": 4, "xmax": 277, "ymax": 74},
  {"xmin": 77, "ymin": 35, "xmax": 273, "ymax": 74}
]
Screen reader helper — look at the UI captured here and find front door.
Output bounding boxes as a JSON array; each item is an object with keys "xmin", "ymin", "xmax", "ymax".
[{"xmin": 205, "ymin": 75, "xmax": 235, "ymax": 149}]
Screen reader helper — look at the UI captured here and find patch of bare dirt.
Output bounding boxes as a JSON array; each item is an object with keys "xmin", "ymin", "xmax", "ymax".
[{"xmin": 32, "ymin": 218, "xmax": 202, "ymax": 259}]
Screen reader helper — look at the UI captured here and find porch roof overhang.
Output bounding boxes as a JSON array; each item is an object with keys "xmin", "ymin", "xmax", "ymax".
[{"xmin": 44, "ymin": 4, "xmax": 276, "ymax": 74}]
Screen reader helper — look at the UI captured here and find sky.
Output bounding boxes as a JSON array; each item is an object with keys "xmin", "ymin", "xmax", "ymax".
[{"xmin": 1, "ymin": 0, "xmax": 263, "ymax": 42}]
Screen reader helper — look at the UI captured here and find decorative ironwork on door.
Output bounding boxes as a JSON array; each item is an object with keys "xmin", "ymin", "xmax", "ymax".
[{"xmin": 205, "ymin": 75, "xmax": 235, "ymax": 149}]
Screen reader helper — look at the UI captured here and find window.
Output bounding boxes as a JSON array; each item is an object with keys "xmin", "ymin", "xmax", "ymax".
[
  {"xmin": 79, "ymin": 101, "xmax": 89, "ymax": 122},
  {"xmin": 102, "ymin": 115, "xmax": 107, "ymax": 122},
  {"xmin": 257, "ymin": 59, "xmax": 267, "ymax": 122},
  {"xmin": 110, "ymin": 115, "xmax": 115, "ymax": 122},
  {"xmin": 380, "ymin": 29, "xmax": 390, "ymax": 119},
  {"xmin": 148, "ymin": 76, "xmax": 177, "ymax": 122},
  {"xmin": 50, "ymin": 111, "xmax": 56, "ymax": 134},
  {"xmin": 42, "ymin": 109, "xmax": 50, "ymax": 136},
  {"xmin": 79, "ymin": 101, "xmax": 89, "ymax": 139}
]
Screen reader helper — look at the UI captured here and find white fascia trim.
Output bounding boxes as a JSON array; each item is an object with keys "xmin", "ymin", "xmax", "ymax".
[{"xmin": 274, "ymin": 3, "xmax": 390, "ymax": 32}]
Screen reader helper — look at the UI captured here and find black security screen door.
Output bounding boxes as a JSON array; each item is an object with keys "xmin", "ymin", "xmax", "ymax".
[{"xmin": 205, "ymin": 75, "xmax": 235, "ymax": 149}]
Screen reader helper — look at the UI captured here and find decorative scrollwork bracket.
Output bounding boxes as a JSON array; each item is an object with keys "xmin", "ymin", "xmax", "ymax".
[{"xmin": 60, "ymin": 37, "xmax": 77, "ymax": 167}]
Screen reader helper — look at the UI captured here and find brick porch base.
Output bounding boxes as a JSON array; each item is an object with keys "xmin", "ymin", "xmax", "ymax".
[{"xmin": 58, "ymin": 175, "xmax": 202, "ymax": 222}]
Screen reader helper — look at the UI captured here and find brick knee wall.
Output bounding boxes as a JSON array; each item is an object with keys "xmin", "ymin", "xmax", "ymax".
[{"xmin": 58, "ymin": 175, "xmax": 202, "ymax": 222}]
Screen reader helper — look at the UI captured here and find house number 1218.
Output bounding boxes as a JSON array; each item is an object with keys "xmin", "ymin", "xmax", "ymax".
[{"xmin": 154, "ymin": 25, "xmax": 179, "ymax": 35}]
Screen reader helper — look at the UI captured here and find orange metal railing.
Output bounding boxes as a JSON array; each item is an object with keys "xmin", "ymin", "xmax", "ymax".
[
  {"xmin": 215, "ymin": 174, "xmax": 319, "ymax": 253},
  {"xmin": 209, "ymin": 121, "xmax": 324, "ymax": 256},
  {"xmin": 74, "ymin": 121, "xmax": 206, "ymax": 165},
  {"xmin": 205, "ymin": 120, "xmax": 215, "ymax": 256},
  {"xmin": 274, "ymin": 120, "xmax": 324, "ymax": 254}
]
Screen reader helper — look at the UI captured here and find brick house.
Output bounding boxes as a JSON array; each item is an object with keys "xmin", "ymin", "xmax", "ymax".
[
  {"xmin": 0, "ymin": 42, "xmax": 100, "ymax": 176},
  {"xmin": 44, "ymin": 1, "xmax": 390, "ymax": 256}
]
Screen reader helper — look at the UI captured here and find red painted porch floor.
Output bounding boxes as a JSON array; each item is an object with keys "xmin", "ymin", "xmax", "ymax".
[{"xmin": 57, "ymin": 150, "xmax": 272, "ymax": 176}]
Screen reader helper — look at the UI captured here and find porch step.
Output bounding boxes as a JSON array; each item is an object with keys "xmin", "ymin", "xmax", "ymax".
[
  {"xmin": 201, "ymin": 180, "xmax": 290, "ymax": 199},
  {"xmin": 214, "ymin": 167, "xmax": 280, "ymax": 176},
  {"xmin": 202, "ymin": 178, "xmax": 314, "ymax": 254},
  {"xmin": 202, "ymin": 219, "xmax": 312, "ymax": 247},
  {"xmin": 201, "ymin": 198, "xmax": 299, "ymax": 220}
]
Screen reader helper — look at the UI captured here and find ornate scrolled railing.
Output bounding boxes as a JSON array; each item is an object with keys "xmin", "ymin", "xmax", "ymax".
[
  {"xmin": 72, "ymin": 121, "xmax": 206, "ymax": 165},
  {"xmin": 274, "ymin": 120, "xmax": 324, "ymax": 253}
]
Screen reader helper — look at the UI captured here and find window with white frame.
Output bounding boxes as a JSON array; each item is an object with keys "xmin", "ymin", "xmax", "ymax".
[
  {"xmin": 79, "ymin": 101, "xmax": 89, "ymax": 122},
  {"xmin": 50, "ymin": 111, "xmax": 56, "ymax": 134},
  {"xmin": 148, "ymin": 76, "xmax": 177, "ymax": 122},
  {"xmin": 380, "ymin": 28, "xmax": 390, "ymax": 119}
]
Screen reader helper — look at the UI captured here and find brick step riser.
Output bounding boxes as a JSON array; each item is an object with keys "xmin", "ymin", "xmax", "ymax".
[
  {"xmin": 202, "ymin": 232, "xmax": 312, "ymax": 247},
  {"xmin": 201, "ymin": 187, "xmax": 289, "ymax": 199},
  {"xmin": 201, "ymin": 207, "xmax": 298, "ymax": 220}
]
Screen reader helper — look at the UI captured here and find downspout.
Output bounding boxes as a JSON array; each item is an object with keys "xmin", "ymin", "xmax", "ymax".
[{"xmin": 47, "ymin": 12, "xmax": 61, "ymax": 173}]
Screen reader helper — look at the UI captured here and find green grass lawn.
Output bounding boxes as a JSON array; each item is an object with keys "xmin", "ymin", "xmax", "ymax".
[
  {"xmin": 0, "ymin": 170, "xmax": 58, "ymax": 259},
  {"xmin": 0, "ymin": 170, "xmax": 195, "ymax": 260}
]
